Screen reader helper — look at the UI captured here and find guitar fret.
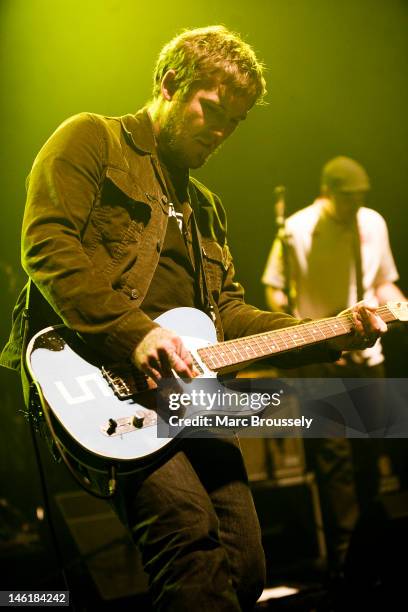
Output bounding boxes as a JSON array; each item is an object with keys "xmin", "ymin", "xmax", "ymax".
[
  {"xmin": 377, "ymin": 305, "xmax": 396, "ymax": 323},
  {"xmin": 273, "ymin": 331, "xmax": 290, "ymax": 350},
  {"xmin": 283, "ymin": 329, "xmax": 302, "ymax": 346},
  {"xmin": 300, "ymin": 327, "xmax": 319, "ymax": 342}
]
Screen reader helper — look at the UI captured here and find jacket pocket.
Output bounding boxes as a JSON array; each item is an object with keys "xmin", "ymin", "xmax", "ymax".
[
  {"xmin": 94, "ymin": 175, "xmax": 152, "ymax": 251},
  {"xmin": 82, "ymin": 166, "xmax": 165, "ymax": 285},
  {"xmin": 202, "ymin": 239, "xmax": 231, "ymax": 269},
  {"xmin": 202, "ymin": 239, "xmax": 231, "ymax": 300}
]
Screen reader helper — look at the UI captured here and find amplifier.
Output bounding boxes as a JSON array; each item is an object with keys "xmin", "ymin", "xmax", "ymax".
[{"xmin": 250, "ymin": 473, "xmax": 327, "ymax": 573}]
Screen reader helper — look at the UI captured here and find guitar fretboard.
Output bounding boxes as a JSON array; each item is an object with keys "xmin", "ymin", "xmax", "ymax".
[{"xmin": 197, "ymin": 305, "xmax": 397, "ymax": 372}]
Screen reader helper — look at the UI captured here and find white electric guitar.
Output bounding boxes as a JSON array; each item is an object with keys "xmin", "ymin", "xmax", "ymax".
[{"xmin": 26, "ymin": 303, "xmax": 407, "ymax": 484}]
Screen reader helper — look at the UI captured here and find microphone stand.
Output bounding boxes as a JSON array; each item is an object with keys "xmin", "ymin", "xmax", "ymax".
[{"xmin": 274, "ymin": 186, "xmax": 295, "ymax": 315}]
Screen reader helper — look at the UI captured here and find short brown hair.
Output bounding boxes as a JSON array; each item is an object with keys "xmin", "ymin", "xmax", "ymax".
[{"xmin": 153, "ymin": 25, "xmax": 266, "ymax": 104}]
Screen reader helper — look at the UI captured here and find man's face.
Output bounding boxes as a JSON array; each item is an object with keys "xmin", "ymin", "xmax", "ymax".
[
  {"xmin": 157, "ymin": 83, "xmax": 253, "ymax": 169},
  {"xmin": 329, "ymin": 190, "xmax": 367, "ymax": 223}
]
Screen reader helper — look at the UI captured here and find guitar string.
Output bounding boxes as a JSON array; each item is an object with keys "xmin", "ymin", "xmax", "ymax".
[{"xmin": 198, "ymin": 306, "xmax": 396, "ymax": 368}]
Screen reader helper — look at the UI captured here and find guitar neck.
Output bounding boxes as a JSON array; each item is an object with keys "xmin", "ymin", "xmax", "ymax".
[{"xmin": 197, "ymin": 305, "xmax": 398, "ymax": 373}]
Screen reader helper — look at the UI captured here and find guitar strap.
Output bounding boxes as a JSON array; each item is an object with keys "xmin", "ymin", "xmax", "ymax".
[
  {"xmin": 352, "ymin": 214, "xmax": 364, "ymax": 302},
  {"xmin": 188, "ymin": 184, "xmax": 217, "ymax": 323}
]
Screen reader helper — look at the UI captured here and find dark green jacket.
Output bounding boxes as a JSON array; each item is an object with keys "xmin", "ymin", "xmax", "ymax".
[{"xmin": 1, "ymin": 109, "xmax": 336, "ymax": 372}]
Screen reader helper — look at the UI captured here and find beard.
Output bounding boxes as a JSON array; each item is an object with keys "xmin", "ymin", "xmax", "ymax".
[{"xmin": 157, "ymin": 101, "xmax": 215, "ymax": 170}]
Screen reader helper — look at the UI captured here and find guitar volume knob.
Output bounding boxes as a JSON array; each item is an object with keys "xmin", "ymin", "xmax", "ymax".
[
  {"xmin": 106, "ymin": 418, "xmax": 117, "ymax": 436},
  {"xmin": 132, "ymin": 412, "xmax": 145, "ymax": 429}
]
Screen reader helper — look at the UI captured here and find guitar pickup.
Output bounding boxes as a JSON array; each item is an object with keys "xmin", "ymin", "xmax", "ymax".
[
  {"xmin": 190, "ymin": 355, "xmax": 204, "ymax": 375},
  {"xmin": 101, "ymin": 409, "xmax": 157, "ymax": 436}
]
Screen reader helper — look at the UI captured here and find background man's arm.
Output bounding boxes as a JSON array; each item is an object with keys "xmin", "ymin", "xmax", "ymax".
[{"xmin": 375, "ymin": 281, "xmax": 406, "ymax": 305}]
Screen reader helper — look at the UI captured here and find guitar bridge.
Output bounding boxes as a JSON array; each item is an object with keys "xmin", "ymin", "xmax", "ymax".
[{"xmin": 101, "ymin": 363, "xmax": 148, "ymax": 399}]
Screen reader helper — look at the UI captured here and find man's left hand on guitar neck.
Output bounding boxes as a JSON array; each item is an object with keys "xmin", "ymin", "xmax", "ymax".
[{"xmin": 328, "ymin": 301, "xmax": 387, "ymax": 353}]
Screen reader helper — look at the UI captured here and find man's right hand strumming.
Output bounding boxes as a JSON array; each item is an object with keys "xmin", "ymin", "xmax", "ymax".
[{"xmin": 132, "ymin": 327, "xmax": 196, "ymax": 382}]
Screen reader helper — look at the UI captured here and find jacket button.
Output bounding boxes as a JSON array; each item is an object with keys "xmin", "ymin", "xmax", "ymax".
[{"xmin": 130, "ymin": 289, "xmax": 138, "ymax": 299}]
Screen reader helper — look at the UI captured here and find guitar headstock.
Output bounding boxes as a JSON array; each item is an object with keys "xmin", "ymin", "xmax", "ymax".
[{"xmin": 387, "ymin": 301, "xmax": 408, "ymax": 322}]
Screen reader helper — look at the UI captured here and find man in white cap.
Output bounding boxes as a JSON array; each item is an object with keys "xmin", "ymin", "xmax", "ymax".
[{"xmin": 262, "ymin": 155, "xmax": 405, "ymax": 570}]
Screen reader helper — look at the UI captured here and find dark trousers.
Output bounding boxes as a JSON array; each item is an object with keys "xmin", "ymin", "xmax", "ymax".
[
  {"xmin": 300, "ymin": 361, "xmax": 386, "ymax": 567},
  {"xmin": 112, "ymin": 437, "xmax": 265, "ymax": 611}
]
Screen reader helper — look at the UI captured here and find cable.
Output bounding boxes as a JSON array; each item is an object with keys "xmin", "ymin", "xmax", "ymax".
[{"xmin": 28, "ymin": 412, "xmax": 76, "ymax": 610}]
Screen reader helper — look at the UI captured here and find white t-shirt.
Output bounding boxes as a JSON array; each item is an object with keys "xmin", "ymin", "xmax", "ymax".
[{"xmin": 262, "ymin": 199, "xmax": 399, "ymax": 366}]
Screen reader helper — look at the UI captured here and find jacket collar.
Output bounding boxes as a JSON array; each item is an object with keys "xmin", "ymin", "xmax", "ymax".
[{"xmin": 119, "ymin": 108, "xmax": 157, "ymax": 155}]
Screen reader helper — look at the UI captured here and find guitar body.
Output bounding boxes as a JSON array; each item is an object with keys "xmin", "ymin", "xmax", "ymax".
[{"xmin": 27, "ymin": 307, "xmax": 217, "ymax": 474}]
